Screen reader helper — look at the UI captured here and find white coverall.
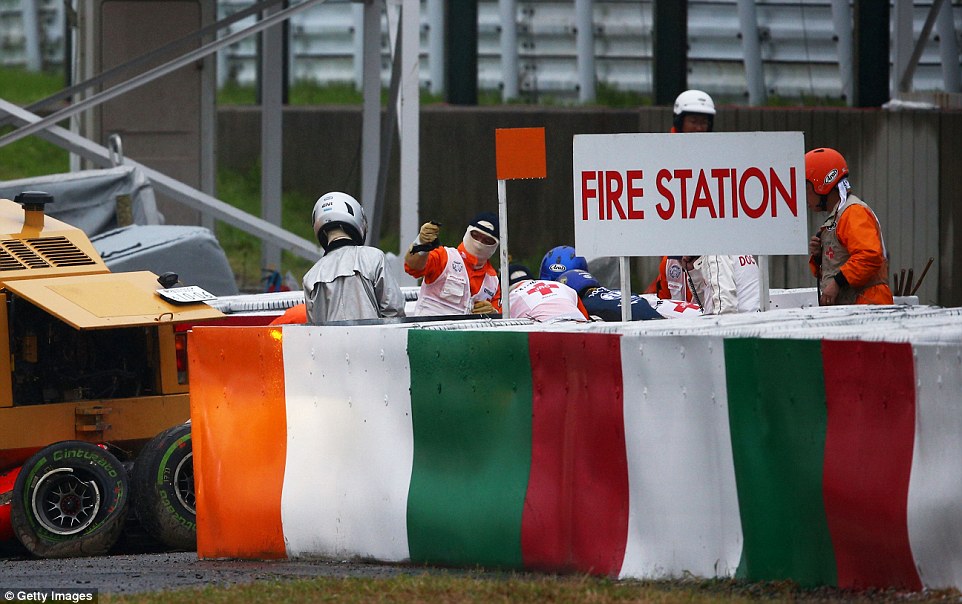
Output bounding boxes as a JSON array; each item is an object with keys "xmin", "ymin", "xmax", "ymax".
[{"xmin": 686, "ymin": 255, "xmax": 761, "ymax": 314}]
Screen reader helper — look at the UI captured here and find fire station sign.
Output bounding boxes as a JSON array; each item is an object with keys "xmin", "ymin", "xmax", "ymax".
[{"xmin": 572, "ymin": 132, "xmax": 808, "ymax": 257}]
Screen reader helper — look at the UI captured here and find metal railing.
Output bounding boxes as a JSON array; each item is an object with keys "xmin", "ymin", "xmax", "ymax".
[{"xmin": 4, "ymin": 1, "xmax": 960, "ymax": 103}]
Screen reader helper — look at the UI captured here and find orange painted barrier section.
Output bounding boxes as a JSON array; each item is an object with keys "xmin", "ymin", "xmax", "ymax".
[
  {"xmin": 496, "ymin": 127, "xmax": 547, "ymax": 180},
  {"xmin": 189, "ymin": 326, "xmax": 288, "ymax": 559}
]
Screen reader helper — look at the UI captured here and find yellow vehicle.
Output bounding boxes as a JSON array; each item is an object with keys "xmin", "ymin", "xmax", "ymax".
[{"xmin": 0, "ymin": 192, "xmax": 223, "ymax": 558}]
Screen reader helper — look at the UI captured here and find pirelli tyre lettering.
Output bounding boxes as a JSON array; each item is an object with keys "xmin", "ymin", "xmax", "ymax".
[{"xmin": 11, "ymin": 441, "xmax": 128, "ymax": 558}]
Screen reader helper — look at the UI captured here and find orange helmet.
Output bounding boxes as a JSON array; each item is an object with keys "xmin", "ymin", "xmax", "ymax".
[{"xmin": 804, "ymin": 147, "xmax": 849, "ymax": 196}]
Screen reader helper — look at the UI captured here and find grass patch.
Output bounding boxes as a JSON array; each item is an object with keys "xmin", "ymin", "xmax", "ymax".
[
  {"xmin": 215, "ymin": 165, "xmax": 318, "ymax": 291},
  {"xmin": 221, "ymin": 79, "xmax": 529, "ymax": 107},
  {"xmin": 0, "ymin": 68, "xmax": 69, "ymax": 180},
  {"xmin": 0, "ymin": 128, "xmax": 69, "ymax": 180},
  {"xmin": 596, "ymin": 83, "xmax": 652, "ymax": 108},
  {"xmin": 99, "ymin": 572, "xmax": 960, "ymax": 604},
  {"xmin": 0, "ymin": 67, "xmax": 64, "ymax": 105}
]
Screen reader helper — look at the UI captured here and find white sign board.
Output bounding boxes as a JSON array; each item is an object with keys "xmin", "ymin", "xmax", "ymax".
[
  {"xmin": 572, "ymin": 132, "xmax": 808, "ymax": 257},
  {"xmin": 156, "ymin": 285, "xmax": 217, "ymax": 304}
]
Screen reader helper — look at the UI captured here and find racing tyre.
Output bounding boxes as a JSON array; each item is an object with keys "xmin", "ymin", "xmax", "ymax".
[
  {"xmin": 131, "ymin": 423, "xmax": 196, "ymax": 551},
  {"xmin": 11, "ymin": 441, "xmax": 128, "ymax": 558}
]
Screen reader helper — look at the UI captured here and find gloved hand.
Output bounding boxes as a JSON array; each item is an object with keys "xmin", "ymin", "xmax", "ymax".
[
  {"xmin": 809, "ymin": 234, "xmax": 822, "ymax": 263},
  {"xmin": 418, "ymin": 222, "xmax": 439, "ymax": 245},
  {"xmin": 472, "ymin": 300, "xmax": 496, "ymax": 314}
]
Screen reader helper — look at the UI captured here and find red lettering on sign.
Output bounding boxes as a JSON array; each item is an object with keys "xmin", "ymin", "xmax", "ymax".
[
  {"xmin": 690, "ymin": 169, "xmax": 716, "ymax": 219},
  {"xmin": 675, "ymin": 169, "xmax": 693, "ymax": 219},
  {"xmin": 580, "ymin": 171, "xmax": 597, "ymax": 220},
  {"xmin": 605, "ymin": 171, "xmax": 626, "ymax": 220},
  {"xmin": 729, "ymin": 168, "xmax": 739, "ymax": 217},
  {"xmin": 769, "ymin": 166, "xmax": 797, "ymax": 217},
  {"xmin": 739, "ymin": 167, "xmax": 768, "ymax": 219},
  {"xmin": 627, "ymin": 170, "xmax": 644, "ymax": 219},
  {"xmin": 581, "ymin": 166, "xmax": 798, "ymax": 222},
  {"xmin": 711, "ymin": 168, "xmax": 732, "ymax": 218},
  {"xmin": 580, "ymin": 170, "xmax": 648, "ymax": 221},
  {"xmin": 655, "ymin": 169, "xmax": 675, "ymax": 220}
]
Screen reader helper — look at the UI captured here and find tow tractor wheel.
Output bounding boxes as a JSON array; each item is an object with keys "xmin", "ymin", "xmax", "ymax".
[
  {"xmin": 132, "ymin": 423, "xmax": 196, "ymax": 551},
  {"xmin": 11, "ymin": 441, "xmax": 128, "ymax": 558}
]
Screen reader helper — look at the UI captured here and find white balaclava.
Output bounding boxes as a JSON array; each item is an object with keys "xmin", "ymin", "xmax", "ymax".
[
  {"xmin": 462, "ymin": 226, "xmax": 498, "ymax": 262},
  {"xmin": 324, "ymin": 225, "xmax": 352, "ymax": 246}
]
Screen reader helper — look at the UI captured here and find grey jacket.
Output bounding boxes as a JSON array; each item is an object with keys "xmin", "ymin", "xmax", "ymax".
[{"xmin": 302, "ymin": 243, "xmax": 406, "ymax": 324}]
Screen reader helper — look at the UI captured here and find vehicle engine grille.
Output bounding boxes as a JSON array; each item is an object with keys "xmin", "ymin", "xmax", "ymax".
[{"xmin": 0, "ymin": 237, "xmax": 97, "ymax": 272}]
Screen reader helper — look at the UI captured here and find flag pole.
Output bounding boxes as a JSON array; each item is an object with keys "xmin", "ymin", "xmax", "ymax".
[
  {"xmin": 498, "ymin": 178, "xmax": 510, "ymax": 317},
  {"xmin": 494, "ymin": 127, "xmax": 547, "ymax": 320}
]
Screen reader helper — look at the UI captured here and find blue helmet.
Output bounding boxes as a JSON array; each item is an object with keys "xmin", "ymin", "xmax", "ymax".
[
  {"xmin": 539, "ymin": 245, "xmax": 588, "ymax": 281},
  {"xmin": 558, "ymin": 269, "xmax": 600, "ymax": 296}
]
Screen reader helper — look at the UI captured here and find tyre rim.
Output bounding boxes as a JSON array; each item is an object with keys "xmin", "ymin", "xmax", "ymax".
[
  {"xmin": 173, "ymin": 452, "xmax": 195, "ymax": 515},
  {"xmin": 31, "ymin": 468, "xmax": 102, "ymax": 536}
]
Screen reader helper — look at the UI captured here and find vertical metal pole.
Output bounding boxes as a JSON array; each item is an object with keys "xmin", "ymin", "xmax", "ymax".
[
  {"xmin": 853, "ymin": 0, "xmax": 890, "ymax": 107},
  {"xmin": 361, "ymin": 0, "xmax": 382, "ymax": 223},
  {"xmin": 352, "ymin": 2, "xmax": 365, "ymax": 90},
  {"xmin": 830, "ymin": 0, "xmax": 854, "ymax": 106},
  {"xmin": 200, "ymin": 0, "xmax": 217, "ymax": 230},
  {"xmin": 446, "ymin": 0, "xmax": 477, "ymax": 104},
  {"xmin": 498, "ymin": 179, "xmax": 510, "ymax": 318},
  {"xmin": 21, "ymin": 0, "xmax": 42, "ymax": 71},
  {"xmin": 937, "ymin": 0, "xmax": 961, "ymax": 93},
  {"xmin": 216, "ymin": 6, "xmax": 229, "ymax": 90},
  {"xmin": 758, "ymin": 255, "xmax": 770, "ymax": 311},
  {"xmin": 652, "ymin": 0, "xmax": 687, "ymax": 106},
  {"xmin": 575, "ymin": 0, "xmax": 595, "ymax": 103},
  {"xmin": 261, "ymin": 1, "xmax": 284, "ymax": 271},
  {"xmin": 370, "ymin": 23, "xmax": 402, "ymax": 248},
  {"xmin": 500, "ymin": 0, "xmax": 519, "ymax": 101},
  {"xmin": 428, "ymin": 0, "xmax": 444, "ymax": 96},
  {"xmin": 619, "ymin": 256, "xmax": 631, "ymax": 322},
  {"xmin": 72, "ymin": 0, "xmax": 96, "ymax": 173},
  {"xmin": 892, "ymin": 0, "xmax": 913, "ymax": 96},
  {"xmin": 737, "ymin": 0, "xmax": 767, "ymax": 106},
  {"xmin": 399, "ymin": 0, "xmax": 420, "ymax": 247}
]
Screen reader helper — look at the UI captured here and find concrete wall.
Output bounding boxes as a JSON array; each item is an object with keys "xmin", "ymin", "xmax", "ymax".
[{"xmin": 217, "ymin": 105, "xmax": 960, "ymax": 306}]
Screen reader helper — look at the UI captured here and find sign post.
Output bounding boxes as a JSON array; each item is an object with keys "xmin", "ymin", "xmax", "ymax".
[
  {"xmin": 495, "ymin": 127, "xmax": 546, "ymax": 318},
  {"xmin": 572, "ymin": 132, "xmax": 808, "ymax": 315}
]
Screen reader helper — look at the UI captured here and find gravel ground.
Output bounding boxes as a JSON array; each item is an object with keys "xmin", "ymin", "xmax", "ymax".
[{"xmin": 0, "ymin": 550, "xmax": 424, "ymax": 595}]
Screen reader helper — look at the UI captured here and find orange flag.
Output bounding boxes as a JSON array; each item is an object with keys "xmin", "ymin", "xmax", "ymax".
[{"xmin": 495, "ymin": 127, "xmax": 547, "ymax": 180}]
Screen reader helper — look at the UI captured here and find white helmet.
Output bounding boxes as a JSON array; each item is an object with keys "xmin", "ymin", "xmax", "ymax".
[
  {"xmin": 311, "ymin": 191, "xmax": 368, "ymax": 250},
  {"xmin": 673, "ymin": 89, "xmax": 716, "ymax": 116},
  {"xmin": 672, "ymin": 89, "xmax": 715, "ymax": 131}
]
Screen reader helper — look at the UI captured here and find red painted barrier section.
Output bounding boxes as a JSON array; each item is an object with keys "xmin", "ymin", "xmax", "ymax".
[
  {"xmin": 821, "ymin": 340, "xmax": 922, "ymax": 590},
  {"xmin": 522, "ymin": 332, "xmax": 630, "ymax": 576}
]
